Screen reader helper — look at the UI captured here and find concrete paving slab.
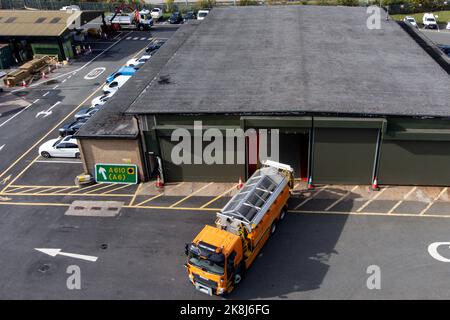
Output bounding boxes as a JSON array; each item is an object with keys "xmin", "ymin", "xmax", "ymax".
[
  {"xmin": 359, "ymin": 200, "xmax": 398, "ymax": 213},
  {"xmin": 65, "ymin": 200, "xmax": 123, "ymax": 217}
]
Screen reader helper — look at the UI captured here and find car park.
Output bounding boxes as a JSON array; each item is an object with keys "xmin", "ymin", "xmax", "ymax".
[
  {"xmin": 423, "ymin": 13, "xmax": 438, "ymax": 29},
  {"xmin": 169, "ymin": 12, "xmax": 183, "ymax": 24},
  {"xmin": 197, "ymin": 10, "xmax": 209, "ymax": 20},
  {"xmin": 184, "ymin": 11, "xmax": 196, "ymax": 22},
  {"xmin": 106, "ymin": 66, "xmax": 136, "ymax": 83},
  {"xmin": 146, "ymin": 40, "xmax": 165, "ymax": 54},
  {"xmin": 403, "ymin": 16, "xmax": 418, "ymax": 28},
  {"xmin": 102, "ymin": 75, "xmax": 131, "ymax": 94},
  {"xmin": 151, "ymin": 8, "xmax": 163, "ymax": 21},
  {"xmin": 74, "ymin": 106, "xmax": 100, "ymax": 120},
  {"xmin": 58, "ymin": 118, "xmax": 89, "ymax": 137},
  {"xmin": 39, "ymin": 136, "xmax": 80, "ymax": 158},
  {"xmin": 126, "ymin": 55, "xmax": 151, "ymax": 69}
]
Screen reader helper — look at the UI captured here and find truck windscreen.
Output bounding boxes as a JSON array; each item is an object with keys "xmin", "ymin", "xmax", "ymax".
[{"xmin": 187, "ymin": 244, "xmax": 225, "ymax": 275}]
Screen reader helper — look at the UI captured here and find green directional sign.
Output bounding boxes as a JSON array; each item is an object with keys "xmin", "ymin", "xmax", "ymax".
[{"xmin": 95, "ymin": 163, "xmax": 138, "ymax": 184}]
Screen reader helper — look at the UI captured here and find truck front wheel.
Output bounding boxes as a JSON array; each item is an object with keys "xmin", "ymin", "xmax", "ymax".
[
  {"xmin": 234, "ymin": 273, "xmax": 242, "ymax": 284},
  {"xmin": 270, "ymin": 222, "xmax": 277, "ymax": 235}
]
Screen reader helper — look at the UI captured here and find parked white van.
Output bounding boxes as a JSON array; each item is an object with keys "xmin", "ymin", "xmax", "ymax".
[{"xmin": 423, "ymin": 13, "xmax": 438, "ymax": 29}]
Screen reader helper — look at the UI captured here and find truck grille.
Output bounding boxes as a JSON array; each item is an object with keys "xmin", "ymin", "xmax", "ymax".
[{"xmin": 193, "ymin": 273, "xmax": 217, "ymax": 290}]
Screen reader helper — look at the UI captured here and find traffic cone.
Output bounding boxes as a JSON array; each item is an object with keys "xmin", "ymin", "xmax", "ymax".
[
  {"xmin": 307, "ymin": 176, "xmax": 314, "ymax": 190},
  {"xmin": 22, "ymin": 80, "xmax": 27, "ymax": 87},
  {"xmin": 41, "ymin": 71, "xmax": 47, "ymax": 79},
  {"xmin": 372, "ymin": 177, "xmax": 380, "ymax": 191},
  {"xmin": 237, "ymin": 177, "xmax": 244, "ymax": 190},
  {"xmin": 88, "ymin": 45, "xmax": 92, "ymax": 53},
  {"xmin": 155, "ymin": 175, "xmax": 164, "ymax": 188}
]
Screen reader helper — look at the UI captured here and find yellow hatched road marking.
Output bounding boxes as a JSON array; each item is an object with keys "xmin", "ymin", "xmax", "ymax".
[
  {"xmin": 134, "ymin": 182, "xmax": 185, "ymax": 207},
  {"xmin": 325, "ymin": 186, "xmax": 358, "ymax": 211},
  {"xmin": 294, "ymin": 185, "xmax": 329, "ymax": 210},
  {"xmin": 169, "ymin": 183, "xmax": 213, "ymax": 208},
  {"xmin": 69, "ymin": 183, "xmax": 102, "ymax": 194},
  {"xmin": 290, "ymin": 209, "xmax": 450, "ymax": 219},
  {"xmin": 128, "ymin": 182, "xmax": 143, "ymax": 206},
  {"xmin": 82, "ymin": 184, "xmax": 115, "ymax": 194},
  {"xmin": 54, "ymin": 186, "xmax": 78, "ymax": 194},
  {"xmin": 419, "ymin": 187, "xmax": 448, "ymax": 215},
  {"xmin": 387, "ymin": 187, "xmax": 417, "ymax": 214},
  {"xmin": 200, "ymin": 184, "xmax": 237, "ymax": 209},
  {"xmin": 356, "ymin": 187, "xmax": 388, "ymax": 213},
  {"xmin": 0, "ymin": 192, "xmax": 133, "ymax": 197},
  {"xmin": 102, "ymin": 184, "xmax": 133, "ymax": 194}
]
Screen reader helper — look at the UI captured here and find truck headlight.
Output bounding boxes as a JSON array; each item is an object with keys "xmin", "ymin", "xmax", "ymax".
[
  {"xmin": 217, "ymin": 288, "xmax": 225, "ymax": 294},
  {"xmin": 188, "ymin": 274, "xmax": 194, "ymax": 281}
]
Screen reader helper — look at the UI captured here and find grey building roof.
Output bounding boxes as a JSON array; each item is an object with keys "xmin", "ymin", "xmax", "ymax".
[
  {"xmin": 125, "ymin": 5, "xmax": 450, "ymax": 118},
  {"xmin": 75, "ymin": 24, "xmax": 197, "ymax": 139}
]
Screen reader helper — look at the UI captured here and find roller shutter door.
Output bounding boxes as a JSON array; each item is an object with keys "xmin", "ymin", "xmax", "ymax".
[
  {"xmin": 159, "ymin": 136, "xmax": 244, "ymax": 182},
  {"xmin": 379, "ymin": 140, "xmax": 450, "ymax": 186},
  {"xmin": 313, "ymin": 128, "xmax": 378, "ymax": 184}
]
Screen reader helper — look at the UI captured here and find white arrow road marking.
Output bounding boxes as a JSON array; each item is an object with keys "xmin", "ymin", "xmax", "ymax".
[
  {"xmin": 35, "ymin": 248, "xmax": 98, "ymax": 262},
  {"xmin": 0, "ymin": 98, "xmax": 39, "ymax": 128},
  {"xmin": 0, "ymin": 144, "xmax": 4, "ymax": 151},
  {"xmin": 35, "ymin": 101, "xmax": 61, "ymax": 118},
  {"xmin": 98, "ymin": 167, "xmax": 107, "ymax": 180},
  {"xmin": 428, "ymin": 242, "xmax": 450, "ymax": 262}
]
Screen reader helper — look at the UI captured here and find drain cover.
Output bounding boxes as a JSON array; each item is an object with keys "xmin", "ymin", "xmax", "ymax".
[
  {"xmin": 38, "ymin": 264, "xmax": 50, "ymax": 273},
  {"xmin": 65, "ymin": 201, "xmax": 124, "ymax": 217}
]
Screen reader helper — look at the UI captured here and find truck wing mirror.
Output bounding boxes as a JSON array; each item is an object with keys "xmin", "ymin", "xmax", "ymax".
[{"xmin": 184, "ymin": 243, "xmax": 189, "ymax": 256}]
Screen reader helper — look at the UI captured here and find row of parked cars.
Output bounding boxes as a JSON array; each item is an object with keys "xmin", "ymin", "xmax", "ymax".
[
  {"xmin": 403, "ymin": 13, "xmax": 450, "ymax": 30},
  {"xmin": 38, "ymin": 40, "xmax": 167, "ymax": 159},
  {"xmin": 150, "ymin": 7, "xmax": 209, "ymax": 24}
]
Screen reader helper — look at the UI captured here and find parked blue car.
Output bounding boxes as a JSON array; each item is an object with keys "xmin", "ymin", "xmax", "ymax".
[{"xmin": 106, "ymin": 66, "xmax": 136, "ymax": 83}]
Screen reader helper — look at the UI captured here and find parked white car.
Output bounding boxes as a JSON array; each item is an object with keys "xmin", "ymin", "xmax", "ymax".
[
  {"xmin": 197, "ymin": 10, "xmax": 209, "ymax": 21},
  {"xmin": 151, "ymin": 8, "xmax": 163, "ymax": 21},
  {"xmin": 446, "ymin": 21, "xmax": 450, "ymax": 30},
  {"xmin": 39, "ymin": 136, "xmax": 80, "ymax": 158},
  {"xmin": 91, "ymin": 91, "xmax": 115, "ymax": 107},
  {"xmin": 403, "ymin": 16, "xmax": 418, "ymax": 28},
  {"xmin": 126, "ymin": 55, "xmax": 151, "ymax": 69},
  {"xmin": 423, "ymin": 13, "xmax": 438, "ymax": 29},
  {"xmin": 102, "ymin": 75, "xmax": 131, "ymax": 94}
]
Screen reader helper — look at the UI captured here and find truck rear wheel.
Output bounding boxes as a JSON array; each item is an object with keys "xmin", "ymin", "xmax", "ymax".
[
  {"xmin": 280, "ymin": 207, "xmax": 287, "ymax": 221},
  {"xmin": 234, "ymin": 273, "xmax": 242, "ymax": 284},
  {"xmin": 270, "ymin": 222, "xmax": 277, "ymax": 235}
]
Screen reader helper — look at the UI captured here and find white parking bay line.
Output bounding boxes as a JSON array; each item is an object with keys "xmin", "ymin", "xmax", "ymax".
[
  {"xmin": 36, "ymin": 160, "xmax": 82, "ymax": 164},
  {"xmin": 126, "ymin": 36, "xmax": 132, "ymax": 40},
  {"xmin": 42, "ymin": 91, "xmax": 50, "ymax": 97},
  {"xmin": 356, "ymin": 187, "xmax": 388, "ymax": 213},
  {"xmin": 387, "ymin": 186, "xmax": 417, "ymax": 214},
  {"xmin": 140, "ymin": 37, "xmax": 146, "ymax": 40},
  {"xmin": 419, "ymin": 187, "xmax": 448, "ymax": 215},
  {"xmin": 133, "ymin": 37, "xmax": 139, "ymax": 40},
  {"xmin": 293, "ymin": 185, "xmax": 329, "ymax": 210},
  {"xmin": 325, "ymin": 186, "xmax": 358, "ymax": 211}
]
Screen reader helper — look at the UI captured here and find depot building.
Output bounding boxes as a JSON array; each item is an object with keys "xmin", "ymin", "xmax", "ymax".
[{"xmin": 75, "ymin": 5, "xmax": 450, "ymax": 186}]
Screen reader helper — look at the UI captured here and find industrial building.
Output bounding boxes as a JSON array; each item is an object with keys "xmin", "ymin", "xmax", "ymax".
[
  {"xmin": 0, "ymin": 9, "xmax": 102, "ymax": 64},
  {"xmin": 76, "ymin": 5, "xmax": 450, "ymax": 187}
]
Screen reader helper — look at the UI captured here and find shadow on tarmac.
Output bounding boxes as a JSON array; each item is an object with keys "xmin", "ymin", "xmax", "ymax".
[{"xmin": 226, "ymin": 187, "xmax": 355, "ymax": 299}]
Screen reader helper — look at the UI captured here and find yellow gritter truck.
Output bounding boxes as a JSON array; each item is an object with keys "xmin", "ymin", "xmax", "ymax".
[{"xmin": 185, "ymin": 160, "xmax": 294, "ymax": 295}]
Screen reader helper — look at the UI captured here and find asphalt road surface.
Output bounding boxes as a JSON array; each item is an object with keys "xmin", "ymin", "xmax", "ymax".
[{"xmin": 1, "ymin": 204, "xmax": 450, "ymax": 299}]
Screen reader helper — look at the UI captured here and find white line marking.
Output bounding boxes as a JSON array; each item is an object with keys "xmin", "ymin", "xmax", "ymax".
[
  {"xmin": 0, "ymin": 102, "xmax": 35, "ymax": 128},
  {"xmin": 53, "ymin": 85, "xmax": 59, "ymax": 90},
  {"xmin": 419, "ymin": 187, "xmax": 447, "ymax": 215},
  {"xmin": 387, "ymin": 187, "xmax": 417, "ymax": 214},
  {"xmin": 126, "ymin": 36, "xmax": 132, "ymax": 40},
  {"xmin": 325, "ymin": 186, "xmax": 358, "ymax": 211},
  {"xmin": 140, "ymin": 37, "xmax": 146, "ymax": 40},
  {"xmin": 428, "ymin": 242, "xmax": 450, "ymax": 262},
  {"xmin": 42, "ymin": 91, "xmax": 50, "ymax": 97},
  {"xmin": 0, "ymin": 144, "xmax": 4, "ymax": 151},
  {"xmin": 33, "ymin": 99, "xmax": 40, "ymax": 104},
  {"xmin": 62, "ymin": 79, "xmax": 66, "ymax": 83},
  {"xmin": 133, "ymin": 37, "xmax": 139, "ymax": 40},
  {"xmin": 294, "ymin": 185, "xmax": 329, "ymax": 210},
  {"xmin": 35, "ymin": 160, "xmax": 82, "ymax": 164},
  {"xmin": 356, "ymin": 187, "xmax": 388, "ymax": 213}
]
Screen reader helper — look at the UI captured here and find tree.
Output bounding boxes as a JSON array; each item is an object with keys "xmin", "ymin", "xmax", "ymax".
[
  {"xmin": 165, "ymin": 0, "xmax": 174, "ymax": 13},
  {"xmin": 336, "ymin": 0, "xmax": 360, "ymax": 6}
]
